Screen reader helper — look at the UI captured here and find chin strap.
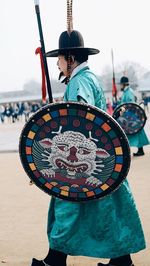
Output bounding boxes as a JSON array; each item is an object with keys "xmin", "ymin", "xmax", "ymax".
[{"xmin": 58, "ymin": 72, "xmax": 69, "ymax": 84}]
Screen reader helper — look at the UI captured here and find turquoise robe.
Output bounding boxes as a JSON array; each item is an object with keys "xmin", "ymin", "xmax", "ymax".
[
  {"xmin": 47, "ymin": 66, "xmax": 146, "ymax": 258},
  {"xmin": 119, "ymin": 86, "xmax": 149, "ymax": 148}
]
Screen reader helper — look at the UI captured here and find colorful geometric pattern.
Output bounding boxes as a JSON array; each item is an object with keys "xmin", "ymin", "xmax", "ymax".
[
  {"xmin": 113, "ymin": 103, "xmax": 147, "ymax": 135},
  {"xmin": 19, "ymin": 102, "xmax": 131, "ymax": 202}
]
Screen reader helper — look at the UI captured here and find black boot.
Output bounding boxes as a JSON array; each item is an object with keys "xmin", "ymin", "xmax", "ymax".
[
  {"xmin": 133, "ymin": 147, "xmax": 145, "ymax": 156},
  {"xmin": 97, "ymin": 254, "xmax": 134, "ymax": 266},
  {"xmin": 31, "ymin": 249, "xmax": 67, "ymax": 266},
  {"xmin": 31, "ymin": 258, "xmax": 51, "ymax": 266}
]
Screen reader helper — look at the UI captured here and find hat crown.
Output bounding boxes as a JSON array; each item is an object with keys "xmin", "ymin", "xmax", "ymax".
[
  {"xmin": 59, "ymin": 30, "xmax": 84, "ymax": 49},
  {"xmin": 120, "ymin": 76, "xmax": 129, "ymax": 84},
  {"xmin": 46, "ymin": 30, "xmax": 99, "ymax": 57}
]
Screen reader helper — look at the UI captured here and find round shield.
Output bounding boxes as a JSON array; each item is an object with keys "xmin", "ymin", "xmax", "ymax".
[
  {"xmin": 113, "ymin": 102, "xmax": 147, "ymax": 135},
  {"xmin": 19, "ymin": 102, "xmax": 130, "ymax": 202}
]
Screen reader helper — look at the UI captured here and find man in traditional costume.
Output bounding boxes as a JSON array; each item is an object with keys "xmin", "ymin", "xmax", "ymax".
[
  {"xmin": 119, "ymin": 76, "xmax": 149, "ymax": 156},
  {"xmin": 31, "ymin": 30, "xmax": 146, "ymax": 266}
]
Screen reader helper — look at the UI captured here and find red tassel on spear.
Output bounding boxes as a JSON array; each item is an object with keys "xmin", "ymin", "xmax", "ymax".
[
  {"xmin": 35, "ymin": 47, "xmax": 47, "ymax": 104},
  {"xmin": 34, "ymin": 0, "xmax": 53, "ymax": 103}
]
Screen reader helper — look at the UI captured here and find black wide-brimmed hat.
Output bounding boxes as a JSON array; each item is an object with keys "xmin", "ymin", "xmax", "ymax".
[{"xmin": 46, "ymin": 30, "xmax": 100, "ymax": 57}]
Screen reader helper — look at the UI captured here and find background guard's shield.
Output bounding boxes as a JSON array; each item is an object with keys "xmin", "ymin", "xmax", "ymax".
[
  {"xmin": 113, "ymin": 102, "xmax": 147, "ymax": 135},
  {"xmin": 19, "ymin": 102, "xmax": 131, "ymax": 202}
]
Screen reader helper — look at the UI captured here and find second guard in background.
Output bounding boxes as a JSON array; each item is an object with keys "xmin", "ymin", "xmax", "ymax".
[{"xmin": 119, "ymin": 76, "xmax": 149, "ymax": 156}]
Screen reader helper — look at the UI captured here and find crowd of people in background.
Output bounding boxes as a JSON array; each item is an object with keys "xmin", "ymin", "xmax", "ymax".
[
  {"xmin": 0, "ymin": 94, "xmax": 149, "ymax": 125},
  {"xmin": 0, "ymin": 101, "xmax": 42, "ymax": 124}
]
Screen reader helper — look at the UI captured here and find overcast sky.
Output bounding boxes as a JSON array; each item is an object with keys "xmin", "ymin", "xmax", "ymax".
[{"xmin": 0, "ymin": 0, "xmax": 150, "ymax": 92}]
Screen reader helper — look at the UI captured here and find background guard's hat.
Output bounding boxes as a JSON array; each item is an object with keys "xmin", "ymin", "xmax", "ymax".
[{"xmin": 120, "ymin": 76, "xmax": 129, "ymax": 84}]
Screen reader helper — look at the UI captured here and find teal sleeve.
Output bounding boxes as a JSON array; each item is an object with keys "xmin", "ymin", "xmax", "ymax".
[
  {"xmin": 121, "ymin": 90, "xmax": 135, "ymax": 103},
  {"xmin": 64, "ymin": 78, "xmax": 95, "ymax": 105}
]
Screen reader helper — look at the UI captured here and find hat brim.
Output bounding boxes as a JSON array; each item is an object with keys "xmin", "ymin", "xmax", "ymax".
[
  {"xmin": 118, "ymin": 82, "xmax": 129, "ymax": 85},
  {"xmin": 46, "ymin": 47, "xmax": 100, "ymax": 57}
]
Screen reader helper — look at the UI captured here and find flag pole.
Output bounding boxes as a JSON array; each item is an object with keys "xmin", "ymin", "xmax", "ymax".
[
  {"xmin": 111, "ymin": 48, "xmax": 117, "ymax": 104},
  {"xmin": 34, "ymin": 0, "xmax": 53, "ymax": 103}
]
